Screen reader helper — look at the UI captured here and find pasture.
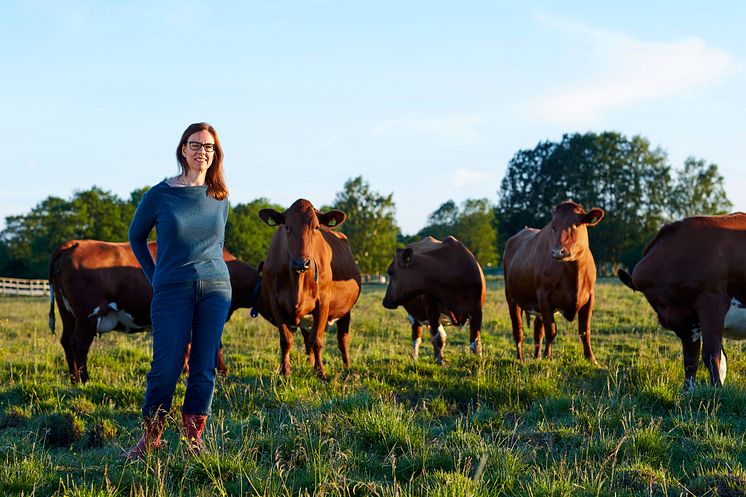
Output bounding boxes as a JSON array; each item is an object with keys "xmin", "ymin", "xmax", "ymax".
[{"xmin": 1, "ymin": 280, "xmax": 746, "ymax": 497}]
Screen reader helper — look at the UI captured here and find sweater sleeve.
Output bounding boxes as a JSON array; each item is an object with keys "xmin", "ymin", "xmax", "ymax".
[{"xmin": 128, "ymin": 192, "xmax": 156, "ymax": 284}]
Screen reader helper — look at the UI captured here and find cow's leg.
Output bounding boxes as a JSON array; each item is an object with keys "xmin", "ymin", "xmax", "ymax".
[
  {"xmin": 70, "ymin": 319, "xmax": 97, "ymax": 384},
  {"xmin": 468, "ymin": 307, "xmax": 482, "ymax": 356},
  {"xmin": 336, "ymin": 312, "xmax": 352, "ymax": 368},
  {"xmin": 538, "ymin": 294, "xmax": 557, "ymax": 359},
  {"xmin": 425, "ymin": 297, "xmax": 446, "ymax": 365},
  {"xmin": 278, "ymin": 323, "xmax": 294, "ymax": 378},
  {"xmin": 311, "ymin": 304, "xmax": 331, "ymax": 380},
  {"xmin": 679, "ymin": 330, "xmax": 702, "ymax": 391},
  {"xmin": 411, "ymin": 319, "xmax": 424, "ymax": 360},
  {"xmin": 695, "ymin": 293, "xmax": 729, "ymax": 386},
  {"xmin": 577, "ymin": 296, "xmax": 597, "ymax": 364},
  {"xmin": 184, "ymin": 342, "xmax": 226, "ymax": 375},
  {"xmin": 532, "ymin": 315, "xmax": 544, "ymax": 359},
  {"xmin": 299, "ymin": 326, "xmax": 315, "ymax": 366},
  {"xmin": 216, "ymin": 346, "xmax": 227, "ymax": 376},
  {"xmin": 59, "ymin": 310, "xmax": 78, "ymax": 382},
  {"xmin": 183, "ymin": 342, "xmax": 191, "ymax": 375},
  {"xmin": 507, "ymin": 300, "xmax": 524, "ymax": 362}
]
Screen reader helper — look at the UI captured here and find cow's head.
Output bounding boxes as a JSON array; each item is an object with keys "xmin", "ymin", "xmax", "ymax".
[
  {"xmin": 382, "ymin": 246, "xmax": 420, "ymax": 309},
  {"xmin": 259, "ymin": 199, "xmax": 346, "ymax": 274},
  {"xmin": 548, "ymin": 201, "xmax": 604, "ymax": 261}
]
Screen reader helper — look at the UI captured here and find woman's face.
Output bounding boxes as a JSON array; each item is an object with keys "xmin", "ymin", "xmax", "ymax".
[{"xmin": 181, "ymin": 129, "xmax": 215, "ymax": 176}]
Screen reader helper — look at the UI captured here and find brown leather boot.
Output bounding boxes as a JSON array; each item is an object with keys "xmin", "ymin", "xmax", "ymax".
[
  {"xmin": 121, "ymin": 416, "xmax": 166, "ymax": 460},
  {"xmin": 182, "ymin": 413, "xmax": 208, "ymax": 455}
]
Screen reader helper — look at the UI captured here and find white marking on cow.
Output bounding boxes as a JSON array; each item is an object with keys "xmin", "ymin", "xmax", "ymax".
[
  {"xmin": 691, "ymin": 325, "xmax": 702, "ymax": 343},
  {"xmin": 407, "ymin": 314, "xmax": 416, "ymax": 325},
  {"xmin": 94, "ymin": 302, "xmax": 145, "ymax": 333},
  {"xmin": 431, "ymin": 325, "xmax": 447, "ymax": 347},
  {"xmin": 723, "ymin": 298, "xmax": 746, "ymax": 340},
  {"xmin": 412, "ymin": 337, "xmax": 422, "ymax": 360},
  {"xmin": 61, "ymin": 294, "xmax": 75, "ymax": 316},
  {"xmin": 88, "ymin": 306, "xmax": 100, "ymax": 318},
  {"xmin": 683, "ymin": 376, "xmax": 695, "ymax": 392},
  {"xmin": 470, "ymin": 338, "xmax": 481, "ymax": 355},
  {"xmin": 718, "ymin": 348, "xmax": 728, "ymax": 383}
]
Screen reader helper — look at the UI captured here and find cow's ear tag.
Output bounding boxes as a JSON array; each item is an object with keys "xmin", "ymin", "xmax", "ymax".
[
  {"xmin": 589, "ymin": 216, "xmax": 597, "ymax": 225},
  {"xmin": 328, "ymin": 218, "xmax": 337, "ymax": 227},
  {"xmin": 402, "ymin": 248, "xmax": 414, "ymax": 264},
  {"xmin": 267, "ymin": 218, "xmax": 277, "ymax": 226}
]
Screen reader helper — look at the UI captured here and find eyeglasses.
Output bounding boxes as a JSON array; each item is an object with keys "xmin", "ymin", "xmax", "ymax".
[{"xmin": 187, "ymin": 141, "xmax": 215, "ymax": 152}]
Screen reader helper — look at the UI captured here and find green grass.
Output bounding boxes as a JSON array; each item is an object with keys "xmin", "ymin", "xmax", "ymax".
[{"xmin": 2, "ymin": 279, "xmax": 746, "ymax": 496}]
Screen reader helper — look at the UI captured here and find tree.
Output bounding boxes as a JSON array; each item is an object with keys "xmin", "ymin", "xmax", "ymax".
[
  {"xmin": 332, "ymin": 176, "xmax": 399, "ymax": 274},
  {"xmin": 69, "ymin": 186, "xmax": 133, "ymax": 242},
  {"xmin": 454, "ymin": 199, "xmax": 499, "ymax": 267},
  {"xmin": 668, "ymin": 157, "xmax": 732, "ymax": 219},
  {"xmin": 225, "ymin": 198, "xmax": 284, "ymax": 266}
]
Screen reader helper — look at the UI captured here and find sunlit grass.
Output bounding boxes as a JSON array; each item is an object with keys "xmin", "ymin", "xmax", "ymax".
[{"xmin": 1, "ymin": 280, "xmax": 746, "ymax": 495}]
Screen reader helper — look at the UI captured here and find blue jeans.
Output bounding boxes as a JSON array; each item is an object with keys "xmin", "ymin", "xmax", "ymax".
[{"xmin": 143, "ymin": 278, "xmax": 231, "ymax": 418}]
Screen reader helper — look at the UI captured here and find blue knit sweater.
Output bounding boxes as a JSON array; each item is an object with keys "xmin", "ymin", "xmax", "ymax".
[{"xmin": 128, "ymin": 181, "xmax": 230, "ymax": 287}]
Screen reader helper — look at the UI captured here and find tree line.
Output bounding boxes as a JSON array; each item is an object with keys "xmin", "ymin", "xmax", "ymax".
[{"xmin": 0, "ymin": 131, "xmax": 731, "ymax": 279}]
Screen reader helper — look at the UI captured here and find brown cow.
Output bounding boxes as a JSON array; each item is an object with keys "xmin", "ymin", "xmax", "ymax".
[
  {"xmin": 259, "ymin": 199, "xmax": 361, "ymax": 379},
  {"xmin": 48, "ymin": 239, "xmax": 262, "ymax": 383},
  {"xmin": 618, "ymin": 213, "xmax": 746, "ymax": 389},
  {"xmin": 502, "ymin": 201, "xmax": 604, "ymax": 363},
  {"xmin": 382, "ymin": 236, "xmax": 486, "ymax": 364}
]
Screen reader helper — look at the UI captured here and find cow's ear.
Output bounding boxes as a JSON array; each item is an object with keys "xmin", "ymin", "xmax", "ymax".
[
  {"xmin": 259, "ymin": 209, "xmax": 284, "ymax": 227},
  {"xmin": 584, "ymin": 208, "xmax": 604, "ymax": 227},
  {"xmin": 402, "ymin": 247, "xmax": 414, "ymax": 265},
  {"xmin": 319, "ymin": 210, "xmax": 346, "ymax": 228}
]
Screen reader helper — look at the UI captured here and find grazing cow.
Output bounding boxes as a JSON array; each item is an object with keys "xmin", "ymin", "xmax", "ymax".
[
  {"xmin": 382, "ymin": 236, "xmax": 486, "ymax": 364},
  {"xmin": 502, "ymin": 201, "xmax": 604, "ymax": 363},
  {"xmin": 48, "ymin": 239, "xmax": 262, "ymax": 383},
  {"xmin": 618, "ymin": 213, "xmax": 746, "ymax": 389},
  {"xmin": 259, "ymin": 199, "xmax": 361, "ymax": 379}
]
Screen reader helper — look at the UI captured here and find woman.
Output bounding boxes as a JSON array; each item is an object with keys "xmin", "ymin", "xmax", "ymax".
[{"xmin": 123, "ymin": 122, "xmax": 231, "ymax": 459}]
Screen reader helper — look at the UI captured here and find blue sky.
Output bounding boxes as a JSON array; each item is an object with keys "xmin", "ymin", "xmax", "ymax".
[{"xmin": 2, "ymin": 1, "xmax": 744, "ymax": 235}]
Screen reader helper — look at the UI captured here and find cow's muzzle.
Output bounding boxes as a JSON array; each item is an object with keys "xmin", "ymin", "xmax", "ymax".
[
  {"xmin": 551, "ymin": 248, "xmax": 569, "ymax": 260},
  {"xmin": 291, "ymin": 257, "xmax": 311, "ymax": 273}
]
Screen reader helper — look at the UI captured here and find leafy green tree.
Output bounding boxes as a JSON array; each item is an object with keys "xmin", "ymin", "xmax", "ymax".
[
  {"xmin": 69, "ymin": 186, "xmax": 133, "ymax": 242},
  {"xmin": 668, "ymin": 157, "xmax": 732, "ymax": 219},
  {"xmin": 454, "ymin": 198, "xmax": 499, "ymax": 267},
  {"xmin": 332, "ymin": 176, "xmax": 399, "ymax": 274},
  {"xmin": 225, "ymin": 198, "xmax": 284, "ymax": 266}
]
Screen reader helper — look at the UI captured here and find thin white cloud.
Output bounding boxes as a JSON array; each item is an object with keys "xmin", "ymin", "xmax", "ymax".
[
  {"xmin": 373, "ymin": 114, "xmax": 487, "ymax": 144},
  {"xmin": 450, "ymin": 167, "xmax": 502, "ymax": 189},
  {"xmin": 528, "ymin": 17, "xmax": 740, "ymax": 125}
]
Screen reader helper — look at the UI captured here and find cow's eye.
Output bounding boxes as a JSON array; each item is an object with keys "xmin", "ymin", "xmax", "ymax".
[{"xmin": 572, "ymin": 224, "xmax": 578, "ymax": 230}]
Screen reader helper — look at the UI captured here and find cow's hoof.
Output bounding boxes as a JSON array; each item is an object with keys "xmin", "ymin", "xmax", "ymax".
[{"xmin": 682, "ymin": 377, "xmax": 696, "ymax": 393}]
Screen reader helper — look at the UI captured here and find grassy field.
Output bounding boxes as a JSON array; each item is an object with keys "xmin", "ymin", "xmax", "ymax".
[{"xmin": 1, "ymin": 279, "xmax": 746, "ymax": 496}]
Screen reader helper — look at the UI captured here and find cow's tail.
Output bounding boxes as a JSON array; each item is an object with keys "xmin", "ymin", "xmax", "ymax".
[
  {"xmin": 48, "ymin": 283, "xmax": 56, "ymax": 334},
  {"xmin": 48, "ymin": 240, "xmax": 78, "ymax": 334},
  {"xmin": 617, "ymin": 269, "xmax": 637, "ymax": 292}
]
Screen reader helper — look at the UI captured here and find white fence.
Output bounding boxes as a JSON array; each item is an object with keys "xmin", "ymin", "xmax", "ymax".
[{"xmin": 0, "ymin": 277, "xmax": 50, "ymax": 296}]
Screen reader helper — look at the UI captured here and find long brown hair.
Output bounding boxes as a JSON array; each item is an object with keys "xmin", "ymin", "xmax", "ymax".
[{"xmin": 176, "ymin": 122, "xmax": 228, "ymax": 200}]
